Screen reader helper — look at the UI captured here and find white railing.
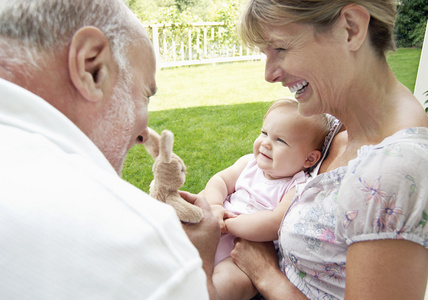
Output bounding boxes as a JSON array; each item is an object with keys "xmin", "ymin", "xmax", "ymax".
[{"xmin": 144, "ymin": 22, "xmax": 262, "ymax": 69}]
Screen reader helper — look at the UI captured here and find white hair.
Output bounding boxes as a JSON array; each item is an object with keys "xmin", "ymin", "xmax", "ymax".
[
  {"xmin": 0, "ymin": 0, "xmax": 139, "ymax": 74},
  {"xmin": 0, "ymin": 0, "xmax": 148, "ymax": 174}
]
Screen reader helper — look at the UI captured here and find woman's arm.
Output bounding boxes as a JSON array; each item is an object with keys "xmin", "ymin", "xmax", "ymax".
[
  {"xmin": 224, "ymin": 187, "xmax": 296, "ymax": 241},
  {"xmin": 345, "ymin": 239, "xmax": 428, "ymax": 299},
  {"xmin": 231, "ymin": 238, "xmax": 308, "ymax": 300}
]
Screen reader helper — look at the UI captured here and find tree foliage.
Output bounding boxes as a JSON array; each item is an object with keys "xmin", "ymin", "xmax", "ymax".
[
  {"xmin": 395, "ymin": 0, "xmax": 428, "ymax": 48},
  {"xmin": 127, "ymin": 0, "xmax": 428, "ymax": 49},
  {"xmin": 126, "ymin": 0, "xmax": 246, "ymax": 55},
  {"xmin": 126, "ymin": 0, "xmax": 246, "ymax": 25}
]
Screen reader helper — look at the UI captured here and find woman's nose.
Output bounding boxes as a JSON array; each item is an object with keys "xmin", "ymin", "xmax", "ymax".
[{"xmin": 264, "ymin": 54, "xmax": 285, "ymax": 83}]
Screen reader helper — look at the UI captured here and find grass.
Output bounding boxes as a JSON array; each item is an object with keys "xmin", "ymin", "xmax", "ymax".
[
  {"xmin": 124, "ymin": 102, "xmax": 271, "ymax": 193},
  {"xmin": 387, "ymin": 48, "xmax": 421, "ymax": 91},
  {"xmin": 123, "ymin": 48, "xmax": 422, "ymax": 194},
  {"xmin": 148, "ymin": 60, "xmax": 289, "ymax": 111}
]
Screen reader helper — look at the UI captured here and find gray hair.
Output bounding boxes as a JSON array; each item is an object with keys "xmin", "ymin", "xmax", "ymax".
[{"xmin": 0, "ymin": 0, "xmax": 139, "ymax": 73}]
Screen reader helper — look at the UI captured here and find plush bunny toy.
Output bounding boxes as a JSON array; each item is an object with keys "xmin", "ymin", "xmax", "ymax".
[{"xmin": 143, "ymin": 127, "xmax": 203, "ymax": 223}]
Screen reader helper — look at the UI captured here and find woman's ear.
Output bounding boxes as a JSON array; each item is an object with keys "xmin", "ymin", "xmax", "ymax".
[
  {"xmin": 339, "ymin": 4, "xmax": 371, "ymax": 52},
  {"xmin": 68, "ymin": 26, "xmax": 114, "ymax": 102},
  {"xmin": 303, "ymin": 150, "xmax": 322, "ymax": 169}
]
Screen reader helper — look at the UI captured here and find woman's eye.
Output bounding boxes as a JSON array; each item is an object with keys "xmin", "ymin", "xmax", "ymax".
[{"xmin": 274, "ymin": 47, "xmax": 287, "ymax": 53}]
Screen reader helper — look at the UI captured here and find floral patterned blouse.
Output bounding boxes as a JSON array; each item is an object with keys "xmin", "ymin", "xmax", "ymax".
[{"xmin": 278, "ymin": 123, "xmax": 428, "ymax": 299}]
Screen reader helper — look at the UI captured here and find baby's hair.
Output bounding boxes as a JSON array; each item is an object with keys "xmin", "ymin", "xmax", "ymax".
[
  {"xmin": 265, "ymin": 98, "xmax": 330, "ymax": 151},
  {"xmin": 263, "ymin": 98, "xmax": 298, "ymax": 120}
]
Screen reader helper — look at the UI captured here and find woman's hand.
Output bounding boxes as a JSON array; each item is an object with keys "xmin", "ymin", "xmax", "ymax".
[
  {"xmin": 231, "ymin": 238, "xmax": 307, "ymax": 300},
  {"xmin": 231, "ymin": 238, "xmax": 278, "ymax": 282}
]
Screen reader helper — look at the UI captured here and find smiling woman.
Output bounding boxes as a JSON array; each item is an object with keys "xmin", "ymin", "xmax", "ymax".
[{"xmin": 228, "ymin": 0, "xmax": 428, "ymax": 299}]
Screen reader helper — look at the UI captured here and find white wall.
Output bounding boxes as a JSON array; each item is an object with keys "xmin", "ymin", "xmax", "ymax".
[{"xmin": 414, "ymin": 21, "xmax": 428, "ymax": 109}]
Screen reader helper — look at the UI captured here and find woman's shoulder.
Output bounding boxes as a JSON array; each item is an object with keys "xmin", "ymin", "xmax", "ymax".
[
  {"xmin": 335, "ymin": 128, "xmax": 428, "ymax": 248},
  {"xmin": 357, "ymin": 127, "xmax": 428, "ymax": 161}
]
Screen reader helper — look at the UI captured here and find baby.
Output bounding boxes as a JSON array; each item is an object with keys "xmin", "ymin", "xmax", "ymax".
[{"xmin": 200, "ymin": 98, "xmax": 330, "ymax": 300}]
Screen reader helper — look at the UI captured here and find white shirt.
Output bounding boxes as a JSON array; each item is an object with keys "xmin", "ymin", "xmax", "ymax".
[{"xmin": 0, "ymin": 78, "xmax": 209, "ymax": 299}]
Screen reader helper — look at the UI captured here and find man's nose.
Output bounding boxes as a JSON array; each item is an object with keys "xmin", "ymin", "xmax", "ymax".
[{"xmin": 136, "ymin": 127, "xmax": 149, "ymax": 144}]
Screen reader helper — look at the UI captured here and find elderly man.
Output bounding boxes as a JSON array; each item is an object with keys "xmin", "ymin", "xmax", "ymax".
[{"xmin": 0, "ymin": 0, "xmax": 219, "ymax": 298}]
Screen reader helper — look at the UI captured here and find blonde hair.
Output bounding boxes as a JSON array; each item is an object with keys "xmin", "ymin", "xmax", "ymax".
[
  {"xmin": 239, "ymin": 0, "xmax": 396, "ymax": 57},
  {"xmin": 265, "ymin": 98, "xmax": 330, "ymax": 151}
]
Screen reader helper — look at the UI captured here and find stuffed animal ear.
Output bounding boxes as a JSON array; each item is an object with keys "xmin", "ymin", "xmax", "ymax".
[
  {"xmin": 159, "ymin": 130, "xmax": 174, "ymax": 163},
  {"xmin": 143, "ymin": 127, "xmax": 161, "ymax": 159}
]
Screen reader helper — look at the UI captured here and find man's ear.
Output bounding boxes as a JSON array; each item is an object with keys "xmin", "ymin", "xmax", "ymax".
[
  {"xmin": 68, "ymin": 26, "xmax": 114, "ymax": 102},
  {"xmin": 303, "ymin": 150, "xmax": 322, "ymax": 169},
  {"xmin": 339, "ymin": 4, "xmax": 371, "ymax": 52}
]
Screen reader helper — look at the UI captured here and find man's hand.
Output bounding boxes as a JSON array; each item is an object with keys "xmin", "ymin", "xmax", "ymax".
[
  {"xmin": 179, "ymin": 191, "xmax": 220, "ymax": 268},
  {"xmin": 179, "ymin": 191, "xmax": 221, "ymax": 300},
  {"xmin": 210, "ymin": 204, "xmax": 237, "ymax": 233}
]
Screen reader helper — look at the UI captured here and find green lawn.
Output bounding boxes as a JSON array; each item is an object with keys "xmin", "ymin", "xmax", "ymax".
[
  {"xmin": 123, "ymin": 48, "xmax": 422, "ymax": 194},
  {"xmin": 148, "ymin": 60, "xmax": 289, "ymax": 111},
  {"xmin": 387, "ymin": 48, "xmax": 421, "ymax": 91}
]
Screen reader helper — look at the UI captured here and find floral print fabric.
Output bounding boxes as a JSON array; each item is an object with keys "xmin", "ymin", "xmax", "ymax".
[{"xmin": 278, "ymin": 127, "xmax": 428, "ymax": 299}]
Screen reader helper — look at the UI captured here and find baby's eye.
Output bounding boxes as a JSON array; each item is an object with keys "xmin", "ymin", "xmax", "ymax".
[
  {"xmin": 277, "ymin": 138, "xmax": 287, "ymax": 144},
  {"xmin": 261, "ymin": 131, "xmax": 267, "ymax": 136}
]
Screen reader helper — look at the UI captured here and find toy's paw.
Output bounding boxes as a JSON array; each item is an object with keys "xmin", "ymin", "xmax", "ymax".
[
  {"xmin": 177, "ymin": 206, "xmax": 203, "ymax": 223},
  {"xmin": 166, "ymin": 196, "xmax": 204, "ymax": 223}
]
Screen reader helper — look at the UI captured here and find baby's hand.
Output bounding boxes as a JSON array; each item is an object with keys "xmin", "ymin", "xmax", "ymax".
[
  {"xmin": 223, "ymin": 210, "xmax": 238, "ymax": 220},
  {"xmin": 210, "ymin": 205, "xmax": 228, "ymax": 233}
]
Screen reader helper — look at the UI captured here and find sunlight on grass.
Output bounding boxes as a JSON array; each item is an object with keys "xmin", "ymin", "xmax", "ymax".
[{"xmin": 149, "ymin": 60, "xmax": 291, "ymax": 111}]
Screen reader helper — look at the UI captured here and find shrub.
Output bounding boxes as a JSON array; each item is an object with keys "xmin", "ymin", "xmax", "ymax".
[{"xmin": 395, "ymin": 0, "xmax": 428, "ymax": 48}]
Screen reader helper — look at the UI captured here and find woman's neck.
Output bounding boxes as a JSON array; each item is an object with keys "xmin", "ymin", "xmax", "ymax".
[{"xmin": 332, "ymin": 59, "xmax": 426, "ymax": 147}]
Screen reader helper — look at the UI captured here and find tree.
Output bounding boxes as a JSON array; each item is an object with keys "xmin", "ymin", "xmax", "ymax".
[
  {"xmin": 395, "ymin": 0, "xmax": 428, "ymax": 48},
  {"xmin": 125, "ymin": 0, "xmax": 248, "ymax": 51},
  {"xmin": 126, "ymin": 0, "xmax": 213, "ymax": 24}
]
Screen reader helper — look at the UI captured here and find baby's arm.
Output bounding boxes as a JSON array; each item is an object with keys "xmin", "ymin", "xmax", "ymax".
[
  {"xmin": 200, "ymin": 155, "xmax": 252, "ymax": 231},
  {"xmin": 224, "ymin": 187, "xmax": 296, "ymax": 241}
]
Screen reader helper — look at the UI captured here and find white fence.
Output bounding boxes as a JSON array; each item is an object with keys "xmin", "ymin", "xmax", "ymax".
[{"xmin": 144, "ymin": 22, "xmax": 262, "ymax": 69}]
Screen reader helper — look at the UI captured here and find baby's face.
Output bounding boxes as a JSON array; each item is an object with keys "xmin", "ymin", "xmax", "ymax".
[{"xmin": 253, "ymin": 107, "xmax": 315, "ymax": 180}]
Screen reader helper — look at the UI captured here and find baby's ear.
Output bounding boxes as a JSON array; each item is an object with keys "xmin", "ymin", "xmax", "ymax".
[
  {"xmin": 303, "ymin": 150, "xmax": 322, "ymax": 168},
  {"xmin": 143, "ymin": 128, "xmax": 161, "ymax": 159}
]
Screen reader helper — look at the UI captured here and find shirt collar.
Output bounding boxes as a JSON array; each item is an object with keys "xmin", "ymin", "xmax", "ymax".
[{"xmin": 0, "ymin": 78, "xmax": 117, "ymax": 175}]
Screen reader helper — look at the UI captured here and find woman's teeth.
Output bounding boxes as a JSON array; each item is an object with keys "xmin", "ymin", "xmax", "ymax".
[{"xmin": 289, "ymin": 80, "xmax": 309, "ymax": 94}]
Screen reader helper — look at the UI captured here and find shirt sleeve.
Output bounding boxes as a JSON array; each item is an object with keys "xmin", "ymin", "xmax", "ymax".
[{"xmin": 335, "ymin": 138, "xmax": 428, "ymax": 248}]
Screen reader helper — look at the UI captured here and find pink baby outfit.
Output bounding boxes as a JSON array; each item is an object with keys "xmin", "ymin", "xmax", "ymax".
[{"xmin": 215, "ymin": 156, "xmax": 308, "ymax": 265}]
